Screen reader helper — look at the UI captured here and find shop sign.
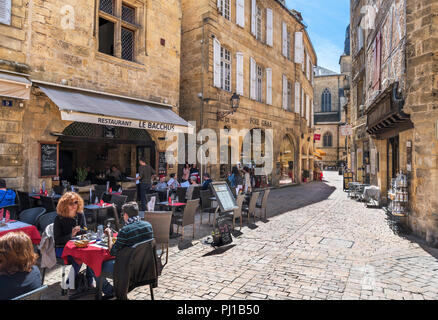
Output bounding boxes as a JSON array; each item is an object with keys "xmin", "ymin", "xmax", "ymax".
[
  {"xmin": 249, "ymin": 117, "xmax": 272, "ymax": 128},
  {"xmin": 314, "ymin": 134, "xmax": 321, "ymax": 141},
  {"xmin": 340, "ymin": 124, "xmax": 353, "ymax": 136},
  {"xmin": 61, "ymin": 111, "xmax": 190, "ymax": 133}
]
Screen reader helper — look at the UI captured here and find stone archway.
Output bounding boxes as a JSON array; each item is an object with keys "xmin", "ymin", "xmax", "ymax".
[{"xmin": 277, "ymin": 134, "xmax": 298, "ymax": 185}]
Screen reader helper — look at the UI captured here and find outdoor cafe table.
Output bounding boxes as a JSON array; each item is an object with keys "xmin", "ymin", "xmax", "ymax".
[
  {"xmin": 61, "ymin": 237, "xmax": 116, "ymax": 278},
  {"xmin": 0, "ymin": 220, "xmax": 41, "ymax": 244},
  {"xmin": 29, "ymin": 193, "xmax": 62, "ymax": 200}
]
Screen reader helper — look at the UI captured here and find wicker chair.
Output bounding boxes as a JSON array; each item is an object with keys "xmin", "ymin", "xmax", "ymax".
[
  {"xmin": 144, "ymin": 211, "xmax": 172, "ymax": 267},
  {"xmin": 171, "ymin": 199, "xmax": 199, "ymax": 240}
]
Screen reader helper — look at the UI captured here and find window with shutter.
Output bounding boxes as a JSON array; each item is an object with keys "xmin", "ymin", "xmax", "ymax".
[
  {"xmin": 250, "ymin": 57, "xmax": 256, "ymax": 100},
  {"xmin": 282, "ymin": 75, "xmax": 288, "ymax": 110},
  {"xmin": 218, "ymin": 0, "xmax": 231, "ymax": 20},
  {"xmin": 294, "ymin": 32, "xmax": 304, "ymax": 64},
  {"xmin": 282, "ymin": 22, "xmax": 287, "ymax": 57},
  {"xmin": 306, "ymin": 95, "xmax": 310, "ymax": 126},
  {"xmin": 287, "ymin": 81, "xmax": 293, "ymax": 111},
  {"xmin": 266, "ymin": 8, "xmax": 273, "ymax": 47},
  {"xmin": 221, "ymin": 47, "xmax": 231, "ymax": 92},
  {"xmin": 256, "ymin": 64, "xmax": 263, "ymax": 102},
  {"xmin": 251, "ymin": 0, "xmax": 256, "ymax": 36},
  {"xmin": 301, "ymin": 89, "xmax": 305, "ymax": 117},
  {"xmin": 0, "ymin": 0, "xmax": 10, "ymax": 25},
  {"xmin": 236, "ymin": 0, "xmax": 245, "ymax": 27},
  {"xmin": 213, "ymin": 38, "xmax": 222, "ymax": 88},
  {"xmin": 295, "ymin": 82, "xmax": 301, "ymax": 114},
  {"xmin": 266, "ymin": 68, "xmax": 272, "ymax": 105},
  {"xmin": 236, "ymin": 52, "xmax": 244, "ymax": 95}
]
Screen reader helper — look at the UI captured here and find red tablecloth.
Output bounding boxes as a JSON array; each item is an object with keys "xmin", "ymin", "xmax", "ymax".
[
  {"xmin": 61, "ymin": 237, "xmax": 116, "ymax": 277},
  {"xmin": 0, "ymin": 221, "xmax": 41, "ymax": 245}
]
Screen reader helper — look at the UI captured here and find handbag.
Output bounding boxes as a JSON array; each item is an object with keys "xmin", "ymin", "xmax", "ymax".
[{"xmin": 212, "ymin": 216, "xmax": 233, "ymax": 247}]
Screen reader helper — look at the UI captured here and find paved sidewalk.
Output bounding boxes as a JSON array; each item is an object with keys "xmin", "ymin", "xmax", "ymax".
[{"xmin": 41, "ymin": 171, "xmax": 438, "ymax": 300}]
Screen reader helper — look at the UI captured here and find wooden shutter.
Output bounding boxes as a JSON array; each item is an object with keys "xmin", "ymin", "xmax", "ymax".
[
  {"xmin": 266, "ymin": 68, "xmax": 272, "ymax": 105},
  {"xmin": 282, "ymin": 22, "xmax": 287, "ymax": 57},
  {"xmin": 251, "ymin": 0, "xmax": 256, "ymax": 36},
  {"xmin": 0, "ymin": 0, "xmax": 11, "ymax": 25},
  {"xmin": 266, "ymin": 8, "xmax": 273, "ymax": 47},
  {"xmin": 372, "ymin": 31, "xmax": 381, "ymax": 92},
  {"xmin": 213, "ymin": 38, "xmax": 222, "ymax": 88},
  {"xmin": 306, "ymin": 54, "xmax": 311, "ymax": 79},
  {"xmin": 294, "ymin": 31, "xmax": 304, "ymax": 64},
  {"xmin": 282, "ymin": 75, "xmax": 288, "ymax": 110},
  {"xmin": 236, "ymin": 0, "xmax": 245, "ymax": 27},
  {"xmin": 236, "ymin": 52, "xmax": 244, "ymax": 95},
  {"xmin": 295, "ymin": 82, "xmax": 301, "ymax": 114},
  {"xmin": 250, "ymin": 57, "xmax": 256, "ymax": 100}
]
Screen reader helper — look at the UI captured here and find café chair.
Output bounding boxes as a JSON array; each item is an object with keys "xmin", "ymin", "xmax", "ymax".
[
  {"xmin": 17, "ymin": 191, "xmax": 31, "ymax": 212},
  {"xmin": 176, "ymin": 187, "xmax": 187, "ymax": 203},
  {"xmin": 0, "ymin": 203, "xmax": 19, "ymax": 221},
  {"xmin": 146, "ymin": 193, "xmax": 159, "ymax": 210},
  {"xmin": 242, "ymin": 192, "xmax": 260, "ymax": 224},
  {"xmin": 94, "ymin": 185, "xmax": 107, "ymax": 200},
  {"xmin": 191, "ymin": 186, "xmax": 201, "ymax": 200},
  {"xmin": 18, "ymin": 207, "xmax": 46, "ymax": 226},
  {"xmin": 39, "ymin": 223, "xmax": 69, "ymax": 296},
  {"xmin": 122, "ymin": 189, "xmax": 136, "ymax": 202},
  {"xmin": 96, "ymin": 238, "xmax": 160, "ymax": 300},
  {"xmin": 101, "ymin": 193, "xmax": 112, "ymax": 203},
  {"xmin": 144, "ymin": 211, "xmax": 172, "ymax": 268},
  {"xmin": 199, "ymin": 190, "xmax": 217, "ymax": 224},
  {"xmin": 36, "ymin": 211, "xmax": 58, "ymax": 234},
  {"xmin": 41, "ymin": 196, "xmax": 56, "ymax": 212},
  {"xmin": 232, "ymin": 194, "xmax": 246, "ymax": 230},
  {"xmin": 11, "ymin": 285, "xmax": 48, "ymax": 300},
  {"xmin": 171, "ymin": 199, "xmax": 199, "ymax": 240},
  {"xmin": 255, "ymin": 189, "xmax": 270, "ymax": 220}
]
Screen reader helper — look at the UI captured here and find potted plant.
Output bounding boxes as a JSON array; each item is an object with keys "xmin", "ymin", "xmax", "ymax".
[
  {"xmin": 76, "ymin": 167, "xmax": 88, "ymax": 186},
  {"xmin": 302, "ymin": 170, "xmax": 310, "ymax": 183}
]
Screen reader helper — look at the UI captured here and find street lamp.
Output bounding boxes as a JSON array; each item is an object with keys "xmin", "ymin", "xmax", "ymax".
[{"xmin": 217, "ymin": 92, "xmax": 240, "ymax": 121}]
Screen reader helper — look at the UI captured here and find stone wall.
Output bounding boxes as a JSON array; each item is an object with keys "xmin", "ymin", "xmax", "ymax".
[{"xmin": 404, "ymin": 0, "xmax": 438, "ymax": 246}]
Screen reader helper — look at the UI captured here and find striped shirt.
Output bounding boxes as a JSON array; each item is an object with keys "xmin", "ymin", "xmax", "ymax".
[{"xmin": 110, "ymin": 220, "xmax": 154, "ymax": 257}]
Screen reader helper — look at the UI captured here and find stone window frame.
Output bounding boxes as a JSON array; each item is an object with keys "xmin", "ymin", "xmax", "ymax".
[
  {"xmin": 321, "ymin": 88, "xmax": 332, "ymax": 112},
  {"xmin": 221, "ymin": 46, "xmax": 232, "ymax": 92},
  {"xmin": 256, "ymin": 63, "xmax": 264, "ymax": 103},
  {"xmin": 323, "ymin": 132, "xmax": 333, "ymax": 147},
  {"xmin": 96, "ymin": 0, "xmax": 143, "ymax": 63}
]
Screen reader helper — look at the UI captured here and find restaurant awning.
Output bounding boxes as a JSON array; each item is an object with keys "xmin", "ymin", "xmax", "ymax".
[
  {"xmin": 0, "ymin": 71, "xmax": 31, "ymax": 100},
  {"xmin": 37, "ymin": 83, "xmax": 192, "ymax": 134},
  {"xmin": 314, "ymin": 153, "xmax": 322, "ymax": 160},
  {"xmin": 315, "ymin": 149, "xmax": 326, "ymax": 156}
]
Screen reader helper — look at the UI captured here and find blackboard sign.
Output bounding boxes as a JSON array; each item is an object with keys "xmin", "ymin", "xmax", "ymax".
[
  {"xmin": 158, "ymin": 152, "xmax": 167, "ymax": 175},
  {"xmin": 210, "ymin": 181, "xmax": 238, "ymax": 212},
  {"xmin": 39, "ymin": 142, "xmax": 59, "ymax": 177}
]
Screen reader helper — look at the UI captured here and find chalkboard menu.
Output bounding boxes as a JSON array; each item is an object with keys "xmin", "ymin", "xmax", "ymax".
[
  {"xmin": 158, "ymin": 152, "xmax": 167, "ymax": 175},
  {"xmin": 39, "ymin": 142, "xmax": 59, "ymax": 177},
  {"xmin": 211, "ymin": 181, "xmax": 238, "ymax": 212}
]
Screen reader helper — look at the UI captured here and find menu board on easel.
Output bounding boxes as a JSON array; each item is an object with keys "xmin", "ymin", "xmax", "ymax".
[
  {"xmin": 210, "ymin": 181, "xmax": 238, "ymax": 212},
  {"xmin": 39, "ymin": 142, "xmax": 59, "ymax": 178},
  {"xmin": 158, "ymin": 151, "xmax": 167, "ymax": 175}
]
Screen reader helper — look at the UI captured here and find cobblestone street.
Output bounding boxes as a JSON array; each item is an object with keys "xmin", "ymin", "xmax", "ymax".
[{"xmin": 42, "ymin": 171, "xmax": 438, "ymax": 300}]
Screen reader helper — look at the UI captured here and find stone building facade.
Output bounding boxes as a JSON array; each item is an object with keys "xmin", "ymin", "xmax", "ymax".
[
  {"xmin": 349, "ymin": 0, "xmax": 438, "ymax": 246},
  {"xmin": 313, "ymin": 66, "xmax": 346, "ymax": 168},
  {"xmin": 0, "ymin": 0, "xmax": 185, "ymax": 191},
  {"xmin": 179, "ymin": 0, "xmax": 317, "ymax": 186}
]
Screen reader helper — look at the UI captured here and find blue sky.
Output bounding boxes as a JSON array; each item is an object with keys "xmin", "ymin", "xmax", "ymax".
[{"xmin": 285, "ymin": 0, "xmax": 350, "ymax": 73}]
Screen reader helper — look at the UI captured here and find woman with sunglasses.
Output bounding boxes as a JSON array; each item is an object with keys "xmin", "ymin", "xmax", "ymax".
[{"xmin": 53, "ymin": 192, "xmax": 93, "ymax": 288}]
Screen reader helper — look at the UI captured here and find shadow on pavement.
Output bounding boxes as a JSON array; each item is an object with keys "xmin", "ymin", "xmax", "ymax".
[{"xmin": 202, "ymin": 244, "xmax": 236, "ymax": 257}]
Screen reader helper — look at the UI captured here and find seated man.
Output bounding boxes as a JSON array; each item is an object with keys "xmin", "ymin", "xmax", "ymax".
[
  {"xmin": 167, "ymin": 173, "xmax": 179, "ymax": 190},
  {"xmin": 201, "ymin": 173, "xmax": 212, "ymax": 190},
  {"xmin": 0, "ymin": 179, "xmax": 16, "ymax": 207},
  {"xmin": 94, "ymin": 201, "xmax": 154, "ymax": 299},
  {"xmin": 152, "ymin": 175, "xmax": 168, "ymax": 191},
  {"xmin": 185, "ymin": 176, "xmax": 198, "ymax": 200}
]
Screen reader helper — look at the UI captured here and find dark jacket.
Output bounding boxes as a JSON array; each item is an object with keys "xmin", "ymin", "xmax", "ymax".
[
  {"xmin": 113, "ymin": 239, "xmax": 160, "ymax": 300},
  {"xmin": 53, "ymin": 213, "xmax": 87, "ymax": 247},
  {"xmin": 0, "ymin": 265, "xmax": 41, "ymax": 300},
  {"xmin": 201, "ymin": 179, "xmax": 212, "ymax": 190}
]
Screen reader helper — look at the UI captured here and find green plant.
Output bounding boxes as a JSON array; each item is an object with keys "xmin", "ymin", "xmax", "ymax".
[{"xmin": 76, "ymin": 167, "xmax": 88, "ymax": 183}]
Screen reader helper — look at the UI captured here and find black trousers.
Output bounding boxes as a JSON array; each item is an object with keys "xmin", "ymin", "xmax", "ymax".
[{"xmin": 137, "ymin": 183, "xmax": 151, "ymax": 211}]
